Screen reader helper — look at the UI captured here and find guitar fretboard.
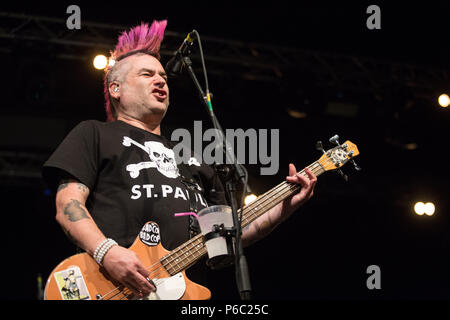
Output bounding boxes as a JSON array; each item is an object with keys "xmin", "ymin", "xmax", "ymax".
[{"xmin": 160, "ymin": 161, "xmax": 326, "ymax": 275}]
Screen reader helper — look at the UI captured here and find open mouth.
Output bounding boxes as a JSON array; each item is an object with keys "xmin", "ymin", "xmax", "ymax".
[{"xmin": 152, "ymin": 88, "xmax": 167, "ymax": 101}]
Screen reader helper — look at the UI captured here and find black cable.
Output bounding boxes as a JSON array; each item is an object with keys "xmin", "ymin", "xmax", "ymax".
[
  {"xmin": 192, "ymin": 30, "xmax": 209, "ymax": 94},
  {"xmin": 192, "ymin": 29, "xmax": 249, "ymax": 207}
]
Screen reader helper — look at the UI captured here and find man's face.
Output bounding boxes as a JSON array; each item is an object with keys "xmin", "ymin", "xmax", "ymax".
[{"xmin": 118, "ymin": 54, "xmax": 169, "ymax": 120}]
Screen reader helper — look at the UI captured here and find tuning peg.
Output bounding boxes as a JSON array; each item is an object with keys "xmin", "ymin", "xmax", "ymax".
[
  {"xmin": 351, "ymin": 159, "xmax": 361, "ymax": 171},
  {"xmin": 329, "ymin": 134, "xmax": 340, "ymax": 146},
  {"xmin": 316, "ymin": 141, "xmax": 326, "ymax": 154},
  {"xmin": 336, "ymin": 168, "xmax": 348, "ymax": 182}
]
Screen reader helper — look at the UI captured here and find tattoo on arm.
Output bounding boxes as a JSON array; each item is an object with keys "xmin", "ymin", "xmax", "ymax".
[
  {"xmin": 57, "ymin": 181, "xmax": 70, "ymax": 192},
  {"xmin": 77, "ymin": 183, "xmax": 87, "ymax": 193},
  {"xmin": 63, "ymin": 199, "xmax": 91, "ymax": 222},
  {"xmin": 57, "ymin": 179, "xmax": 88, "ymax": 194}
]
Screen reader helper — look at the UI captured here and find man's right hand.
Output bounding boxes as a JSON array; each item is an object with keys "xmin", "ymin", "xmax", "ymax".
[
  {"xmin": 102, "ymin": 245, "xmax": 156, "ymax": 297},
  {"xmin": 55, "ymin": 178, "xmax": 155, "ymax": 297}
]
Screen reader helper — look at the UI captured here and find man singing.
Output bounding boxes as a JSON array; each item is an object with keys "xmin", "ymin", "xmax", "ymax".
[{"xmin": 42, "ymin": 20, "xmax": 316, "ymax": 298}]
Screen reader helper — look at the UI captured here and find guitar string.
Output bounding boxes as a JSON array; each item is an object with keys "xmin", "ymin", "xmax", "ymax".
[
  {"xmin": 145, "ymin": 162, "xmax": 323, "ymax": 276},
  {"xmin": 108, "ymin": 179, "xmax": 303, "ymax": 300},
  {"xmin": 98, "ymin": 157, "xmax": 338, "ymax": 300},
  {"xmin": 102, "ymin": 177, "xmax": 297, "ymax": 300},
  {"xmin": 154, "ymin": 161, "xmax": 326, "ymax": 271},
  {"xmin": 98, "ymin": 162, "xmax": 326, "ymax": 300},
  {"xmin": 154, "ymin": 163, "xmax": 323, "ymax": 277},
  {"xmin": 154, "ymin": 161, "xmax": 326, "ymax": 268},
  {"xmin": 99, "ymin": 162, "xmax": 325, "ymax": 300}
]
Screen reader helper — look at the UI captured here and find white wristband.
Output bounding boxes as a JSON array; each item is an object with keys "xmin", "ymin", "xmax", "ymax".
[{"xmin": 93, "ymin": 238, "xmax": 117, "ymax": 266}]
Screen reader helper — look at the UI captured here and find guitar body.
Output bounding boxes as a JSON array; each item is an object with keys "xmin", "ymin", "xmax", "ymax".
[{"xmin": 44, "ymin": 227, "xmax": 211, "ymax": 300}]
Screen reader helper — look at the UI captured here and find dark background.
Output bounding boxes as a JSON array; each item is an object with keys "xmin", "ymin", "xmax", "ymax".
[{"xmin": 1, "ymin": 1, "xmax": 449, "ymax": 300}]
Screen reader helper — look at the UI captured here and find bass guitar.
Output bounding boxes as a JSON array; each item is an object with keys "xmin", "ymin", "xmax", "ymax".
[{"xmin": 44, "ymin": 136, "xmax": 359, "ymax": 300}]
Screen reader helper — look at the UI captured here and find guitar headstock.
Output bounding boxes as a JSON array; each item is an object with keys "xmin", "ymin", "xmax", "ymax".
[{"xmin": 317, "ymin": 138, "xmax": 360, "ymax": 172}]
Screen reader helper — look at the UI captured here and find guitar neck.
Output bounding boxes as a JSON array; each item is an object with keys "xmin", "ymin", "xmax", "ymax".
[
  {"xmin": 240, "ymin": 160, "xmax": 325, "ymax": 229},
  {"xmin": 160, "ymin": 161, "xmax": 326, "ymax": 275}
]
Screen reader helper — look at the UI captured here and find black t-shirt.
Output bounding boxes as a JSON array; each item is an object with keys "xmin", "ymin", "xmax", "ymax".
[{"xmin": 42, "ymin": 120, "xmax": 227, "ymax": 251}]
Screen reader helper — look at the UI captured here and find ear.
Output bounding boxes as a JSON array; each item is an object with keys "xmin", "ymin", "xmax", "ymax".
[{"xmin": 109, "ymin": 82, "xmax": 120, "ymax": 100}]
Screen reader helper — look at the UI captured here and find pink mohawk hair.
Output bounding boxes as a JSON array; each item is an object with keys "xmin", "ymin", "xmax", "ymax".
[{"xmin": 103, "ymin": 20, "xmax": 168, "ymax": 122}]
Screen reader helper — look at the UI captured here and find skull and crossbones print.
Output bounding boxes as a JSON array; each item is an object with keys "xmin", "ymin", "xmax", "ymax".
[{"xmin": 122, "ymin": 136, "xmax": 200, "ymax": 179}]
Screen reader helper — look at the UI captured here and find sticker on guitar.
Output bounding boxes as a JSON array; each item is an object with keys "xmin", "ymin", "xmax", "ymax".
[
  {"xmin": 139, "ymin": 222, "xmax": 161, "ymax": 246},
  {"xmin": 53, "ymin": 266, "xmax": 90, "ymax": 300}
]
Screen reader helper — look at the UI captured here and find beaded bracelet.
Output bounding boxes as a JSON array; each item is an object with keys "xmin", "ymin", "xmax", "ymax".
[
  {"xmin": 93, "ymin": 239, "xmax": 109, "ymax": 262},
  {"xmin": 93, "ymin": 238, "xmax": 117, "ymax": 266}
]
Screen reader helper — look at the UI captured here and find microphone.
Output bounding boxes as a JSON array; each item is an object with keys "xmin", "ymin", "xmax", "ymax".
[{"xmin": 165, "ymin": 31, "xmax": 196, "ymax": 76}]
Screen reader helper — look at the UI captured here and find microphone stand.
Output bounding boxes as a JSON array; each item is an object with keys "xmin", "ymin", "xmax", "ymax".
[{"xmin": 181, "ymin": 55, "xmax": 252, "ymax": 300}]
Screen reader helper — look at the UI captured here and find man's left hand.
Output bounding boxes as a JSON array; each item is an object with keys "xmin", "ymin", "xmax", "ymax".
[{"xmin": 283, "ymin": 163, "xmax": 317, "ymax": 214}]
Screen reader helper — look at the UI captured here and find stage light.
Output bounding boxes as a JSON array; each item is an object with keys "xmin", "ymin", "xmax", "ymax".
[
  {"xmin": 244, "ymin": 194, "xmax": 257, "ymax": 205},
  {"xmin": 424, "ymin": 202, "xmax": 435, "ymax": 216},
  {"xmin": 414, "ymin": 201, "xmax": 435, "ymax": 216},
  {"xmin": 414, "ymin": 202, "xmax": 425, "ymax": 215},
  {"xmin": 93, "ymin": 55, "xmax": 108, "ymax": 70},
  {"xmin": 438, "ymin": 94, "xmax": 449, "ymax": 108}
]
